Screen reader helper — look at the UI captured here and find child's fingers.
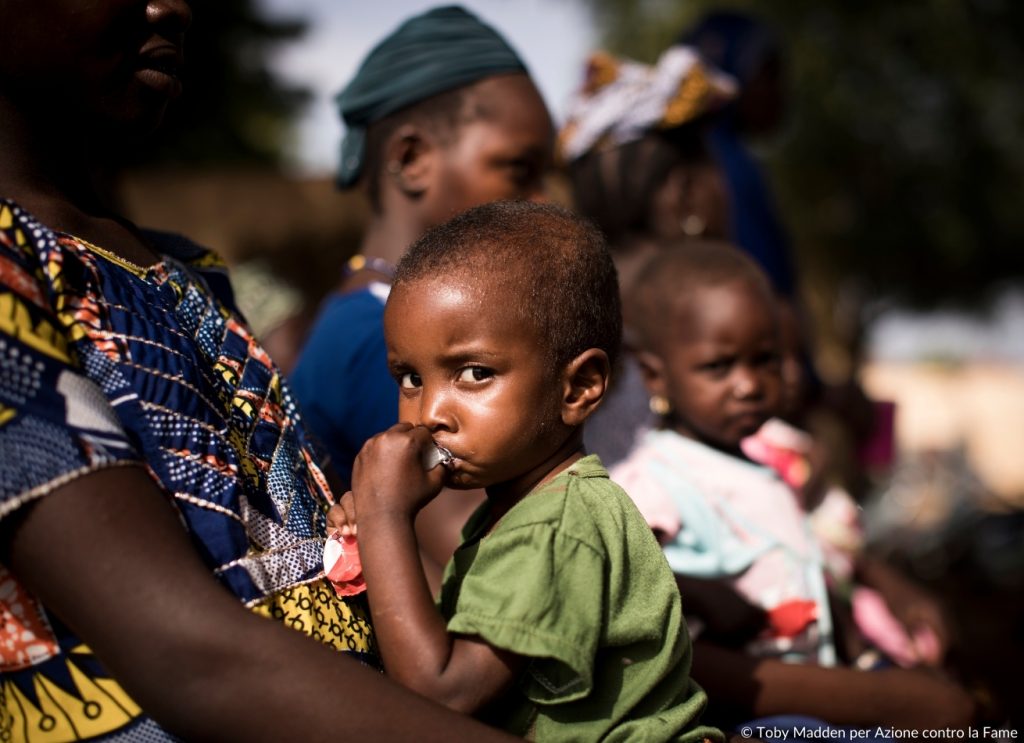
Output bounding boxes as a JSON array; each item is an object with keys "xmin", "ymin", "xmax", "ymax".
[
  {"xmin": 339, "ymin": 491, "xmax": 358, "ymax": 535},
  {"xmin": 325, "ymin": 504, "xmax": 346, "ymax": 535},
  {"xmin": 351, "ymin": 425, "xmax": 447, "ymax": 513},
  {"xmin": 326, "ymin": 493, "xmax": 358, "ymax": 536}
]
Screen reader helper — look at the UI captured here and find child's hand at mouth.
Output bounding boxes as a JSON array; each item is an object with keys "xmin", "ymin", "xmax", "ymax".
[{"xmin": 351, "ymin": 422, "xmax": 451, "ymax": 522}]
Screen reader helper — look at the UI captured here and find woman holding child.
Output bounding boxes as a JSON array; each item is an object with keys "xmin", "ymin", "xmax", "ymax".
[
  {"xmin": 608, "ymin": 240, "xmax": 978, "ymax": 731},
  {"xmin": 0, "ymin": 1, "xmax": 522, "ymax": 740}
]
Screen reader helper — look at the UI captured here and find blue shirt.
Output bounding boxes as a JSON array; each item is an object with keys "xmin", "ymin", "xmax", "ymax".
[{"xmin": 290, "ymin": 283, "xmax": 397, "ymax": 486}]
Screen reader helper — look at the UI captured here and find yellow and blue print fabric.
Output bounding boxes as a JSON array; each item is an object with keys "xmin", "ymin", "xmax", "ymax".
[{"xmin": 0, "ymin": 200, "xmax": 376, "ymax": 742}]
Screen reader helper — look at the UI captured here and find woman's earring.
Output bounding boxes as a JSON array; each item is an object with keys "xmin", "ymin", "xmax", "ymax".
[
  {"xmin": 386, "ymin": 161, "xmax": 402, "ymax": 178},
  {"xmin": 680, "ymin": 214, "xmax": 706, "ymax": 237},
  {"xmin": 649, "ymin": 395, "xmax": 672, "ymax": 416}
]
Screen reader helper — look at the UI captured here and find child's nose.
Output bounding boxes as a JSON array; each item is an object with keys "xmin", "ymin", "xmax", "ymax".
[
  {"xmin": 733, "ymin": 367, "xmax": 764, "ymax": 399},
  {"xmin": 420, "ymin": 388, "xmax": 454, "ymax": 432}
]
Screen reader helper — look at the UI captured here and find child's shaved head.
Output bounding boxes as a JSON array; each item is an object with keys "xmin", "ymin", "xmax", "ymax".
[
  {"xmin": 394, "ymin": 201, "xmax": 621, "ymax": 370},
  {"xmin": 628, "ymin": 240, "xmax": 775, "ymax": 353}
]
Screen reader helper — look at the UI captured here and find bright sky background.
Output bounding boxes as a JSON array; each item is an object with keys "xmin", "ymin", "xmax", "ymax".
[{"xmin": 257, "ymin": 0, "xmax": 598, "ymax": 176}]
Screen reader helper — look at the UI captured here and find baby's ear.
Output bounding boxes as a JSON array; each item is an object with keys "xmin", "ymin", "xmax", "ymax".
[
  {"xmin": 634, "ymin": 349, "xmax": 668, "ymax": 399},
  {"xmin": 560, "ymin": 348, "xmax": 610, "ymax": 426}
]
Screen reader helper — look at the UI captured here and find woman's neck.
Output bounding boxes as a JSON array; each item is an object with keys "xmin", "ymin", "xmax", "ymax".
[
  {"xmin": 359, "ymin": 215, "xmax": 420, "ymax": 268},
  {"xmin": 0, "ymin": 100, "xmax": 161, "ymax": 267},
  {"xmin": 0, "ymin": 100, "xmax": 94, "ymax": 204}
]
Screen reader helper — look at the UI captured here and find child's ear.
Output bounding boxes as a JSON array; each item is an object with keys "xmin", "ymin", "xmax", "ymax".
[
  {"xmin": 634, "ymin": 349, "xmax": 668, "ymax": 400},
  {"xmin": 384, "ymin": 124, "xmax": 437, "ymax": 197},
  {"xmin": 560, "ymin": 348, "xmax": 610, "ymax": 427}
]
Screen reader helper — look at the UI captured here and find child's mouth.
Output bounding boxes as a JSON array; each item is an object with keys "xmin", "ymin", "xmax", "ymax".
[
  {"xmin": 422, "ymin": 442, "xmax": 456, "ymax": 470},
  {"xmin": 733, "ymin": 410, "xmax": 768, "ymax": 433}
]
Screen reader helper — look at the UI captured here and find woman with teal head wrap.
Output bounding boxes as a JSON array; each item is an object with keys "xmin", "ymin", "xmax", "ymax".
[
  {"xmin": 336, "ymin": 5, "xmax": 530, "ymax": 189},
  {"xmin": 291, "ymin": 3, "xmax": 553, "ymax": 588}
]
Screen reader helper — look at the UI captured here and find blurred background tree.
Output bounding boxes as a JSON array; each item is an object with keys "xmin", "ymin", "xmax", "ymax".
[
  {"xmin": 129, "ymin": 0, "xmax": 311, "ymax": 167},
  {"xmin": 578, "ymin": 0, "xmax": 1024, "ymax": 311}
]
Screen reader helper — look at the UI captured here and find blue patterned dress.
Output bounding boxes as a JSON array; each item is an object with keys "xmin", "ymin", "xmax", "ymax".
[{"xmin": 0, "ymin": 200, "xmax": 377, "ymax": 741}]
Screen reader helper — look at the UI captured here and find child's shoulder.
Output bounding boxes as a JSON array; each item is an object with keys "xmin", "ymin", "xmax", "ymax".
[{"xmin": 501, "ymin": 455, "xmax": 656, "ymax": 551}]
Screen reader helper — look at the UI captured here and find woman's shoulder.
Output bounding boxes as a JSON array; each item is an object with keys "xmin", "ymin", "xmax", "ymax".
[
  {"xmin": 0, "ymin": 199, "xmax": 48, "ymax": 262},
  {"xmin": 0, "ymin": 199, "xmax": 228, "ymax": 279}
]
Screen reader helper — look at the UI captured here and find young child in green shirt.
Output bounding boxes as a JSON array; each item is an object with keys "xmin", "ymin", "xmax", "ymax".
[{"xmin": 329, "ymin": 201, "xmax": 721, "ymax": 741}]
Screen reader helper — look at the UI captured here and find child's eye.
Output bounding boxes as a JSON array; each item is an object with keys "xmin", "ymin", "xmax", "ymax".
[
  {"xmin": 456, "ymin": 366, "xmax": 494, "ymax": 383},
  {"xmin": 398, "ymin": 372, "xmax": 422, "ymax": 389}
]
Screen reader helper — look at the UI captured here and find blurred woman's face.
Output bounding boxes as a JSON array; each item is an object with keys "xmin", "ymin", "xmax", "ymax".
[
  {"xmin": 0, "ymin": 0, "xmax": 192, "ymax": 139},
  {"xmin": 648, "ymin": 159, "xmax": 731, "ymax": 242},
  {"xmin": 423, "ymin": 74, "xmax": 554, "ymax": 229}
]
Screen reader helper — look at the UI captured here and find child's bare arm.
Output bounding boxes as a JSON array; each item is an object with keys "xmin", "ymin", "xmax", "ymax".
[
  {"xmin": 352, "ymin": 423, "xmax": 527, "ymax": 712},
  {"xmin": 691, "ymin": 640, "xmax": 976, "ymax": 729}
]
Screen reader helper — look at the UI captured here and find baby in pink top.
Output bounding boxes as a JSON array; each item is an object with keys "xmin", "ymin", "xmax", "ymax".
[
  {"xmin": 611, "ymin": 240, "xmax": 832, "ymax": 663},
  {"xmin": 608, "ymin": 240, "xmax": 974, "ymax": 731}
]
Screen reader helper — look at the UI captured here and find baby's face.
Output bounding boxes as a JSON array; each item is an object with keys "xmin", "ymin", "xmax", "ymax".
[
  {"xmin": 384, "ymin": 276, "xmax": 565, "ymax": 494},
  {"xmin": 659, "ymin": 279, "xmax": 782, "ymax": 454}
]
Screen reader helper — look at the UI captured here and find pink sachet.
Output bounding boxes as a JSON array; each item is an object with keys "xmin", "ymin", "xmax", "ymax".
[{"xmin": 323, "ymin": 532, "xmax": 366, "ymax": 596}]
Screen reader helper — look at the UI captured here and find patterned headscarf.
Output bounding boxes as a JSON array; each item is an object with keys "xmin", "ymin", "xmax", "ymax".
[
  {"xmin": 558, "ymin": 45, "xmax": 737, "ymax": 163},
  {"xmin": 335, "ymin": 5, "xmax": 528, "ymax": 188}
]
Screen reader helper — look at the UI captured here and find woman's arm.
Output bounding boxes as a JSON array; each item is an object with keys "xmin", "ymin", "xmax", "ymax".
[
  {"xmin": 676, "ymin": 575, "xmax": 768, "ymax": 646},
  {"xmin": 352, "ymin": 424, "xmax": 526, "ymax": 713},
  {"xmin": 691, "ymin": 640, "xmax": 976, "ymax": 730},
  {"xmin": 5, "ymin": 465, "xmax": 516, "ymax": 743}
]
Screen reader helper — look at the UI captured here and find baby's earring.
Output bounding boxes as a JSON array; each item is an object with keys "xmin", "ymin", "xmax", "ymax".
[
  {"xmin": 680, "ymin": 214, "xmax": 706, "ymax": 237},
  {"xmin": 649, "ymin": 395, "xmax": 672, "ymax": 416}
]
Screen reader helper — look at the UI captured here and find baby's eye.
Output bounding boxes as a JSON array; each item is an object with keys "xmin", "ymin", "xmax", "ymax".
[
  {"xmin": 398, "ymin": 372, "xmax": 422, "ymax": 389},
  {"xmin": 456, "ymin": 366, "xmax": 494, "ymax": 383},
  {"xmin": 700, "ymin": 358, "xmax": 732, "ymax": 374},
  {"xmin": 753, "ymin": 351, "xmax": 782, "ymax": 368}
]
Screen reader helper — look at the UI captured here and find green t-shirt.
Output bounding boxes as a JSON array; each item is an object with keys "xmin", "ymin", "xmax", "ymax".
[{"xmin": 438, "ymin": 455, "xmax": 722, "ymax": 742}]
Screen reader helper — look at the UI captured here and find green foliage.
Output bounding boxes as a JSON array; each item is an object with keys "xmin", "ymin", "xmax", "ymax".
[
  {"xmin": 578, "ymin": 0, "xmax": 1024, "ymax": 308},
  {"xmin": 134, "ymin": 0, "xmax": 311, "ymax": 167}
]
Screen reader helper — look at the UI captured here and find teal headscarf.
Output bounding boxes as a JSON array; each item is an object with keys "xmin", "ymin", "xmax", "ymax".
[{"xmin": 335, "ymin": 5, "xmax": 528, "ymax": 188}]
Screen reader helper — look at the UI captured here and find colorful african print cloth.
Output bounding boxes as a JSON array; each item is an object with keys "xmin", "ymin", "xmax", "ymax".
[
  {"xmin": 0, "ymin": 199, "xmax": 377, "ymax": 741},
  {"xmin": 558, "ymin": 45, "xmax": 737, "ymax": 163}
]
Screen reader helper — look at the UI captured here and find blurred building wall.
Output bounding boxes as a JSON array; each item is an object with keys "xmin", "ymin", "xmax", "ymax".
[{"xmin": 863, "ymin": 361, "xmax": 1024, "ymax": 505}]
